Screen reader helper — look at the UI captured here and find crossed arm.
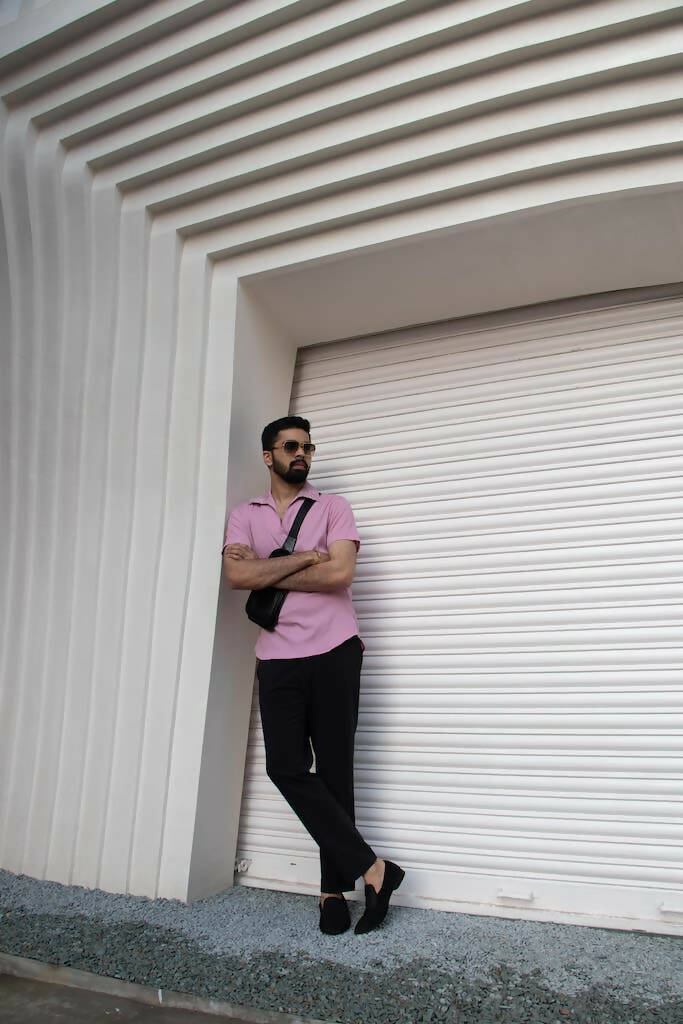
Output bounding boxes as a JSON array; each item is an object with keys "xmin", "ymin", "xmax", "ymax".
[{"xmin": 223, "ymin": 540, "xmax": 357, "ymax": 592}]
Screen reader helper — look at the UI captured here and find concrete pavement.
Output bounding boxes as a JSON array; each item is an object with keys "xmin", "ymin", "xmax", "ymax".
[{"xmin": 0, "ymin": 973, "xmax": 257, "ymax": 1024}]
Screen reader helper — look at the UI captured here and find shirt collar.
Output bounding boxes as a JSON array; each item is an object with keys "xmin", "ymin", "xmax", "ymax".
[{"xmin": 250, "ymin": 480, "xmax": 320, "ymax": 507}]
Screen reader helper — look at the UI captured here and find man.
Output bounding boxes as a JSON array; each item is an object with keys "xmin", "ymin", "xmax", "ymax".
[{"xmin": 223, "ymin": 415, "xmax": 404, "ymax": 935}]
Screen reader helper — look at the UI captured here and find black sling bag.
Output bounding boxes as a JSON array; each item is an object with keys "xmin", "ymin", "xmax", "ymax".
[{"xmin": 244, "ymin": 497, "xmax": 315, "ymax": 631}]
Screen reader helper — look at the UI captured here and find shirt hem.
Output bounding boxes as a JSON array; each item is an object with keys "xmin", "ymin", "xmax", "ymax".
[{"xmin": 255, "ymin": 628, "xmax": 360, "ymax": 661}]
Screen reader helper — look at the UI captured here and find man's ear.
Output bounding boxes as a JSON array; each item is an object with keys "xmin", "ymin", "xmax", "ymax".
[{"xmin": 263, "ymin": 450, "xmax": 272, "ymax": 467}]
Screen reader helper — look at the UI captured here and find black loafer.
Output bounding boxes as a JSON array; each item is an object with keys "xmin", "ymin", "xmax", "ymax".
[
  {"xmin": 354, "ymin": 860, "xmax": 405, "ymax": 934},
  {"xmin": 319, "ymin": 894, "xmax": 351, "ymax": 935}
]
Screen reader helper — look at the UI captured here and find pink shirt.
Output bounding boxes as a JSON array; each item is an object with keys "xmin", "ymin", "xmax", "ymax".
[{"xmin": 224, "ymin": 481, "xmax": 361, "ymax": 660}]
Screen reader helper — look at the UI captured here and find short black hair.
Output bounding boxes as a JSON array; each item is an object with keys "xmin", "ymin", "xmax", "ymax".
[{"xmin": 261, "ymin": 416, "xmax": 311, "ymax": 452}]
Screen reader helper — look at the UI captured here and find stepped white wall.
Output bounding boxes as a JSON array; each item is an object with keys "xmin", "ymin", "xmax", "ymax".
[{"xmin": 0, "ymin": 0, "xmax": 681, "ymax": 904}]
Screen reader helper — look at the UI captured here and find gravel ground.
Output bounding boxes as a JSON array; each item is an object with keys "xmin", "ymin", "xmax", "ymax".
[{"xmin": 1, "ymin": 869, "xmax": 681, "ymax": 1024}]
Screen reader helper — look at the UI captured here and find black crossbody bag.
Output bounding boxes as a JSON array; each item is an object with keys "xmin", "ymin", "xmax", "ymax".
[{"xmin": 245, "ymin": 497, "xmax": 315, "ymax": 631}]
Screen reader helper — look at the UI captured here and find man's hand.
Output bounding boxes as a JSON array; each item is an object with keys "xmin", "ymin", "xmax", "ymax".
[
  {"xmin": 278, "ymin": 540, "xmax": 356, "ymax": 592},
  {"xmin": 224, "ymin": 543, "xmax": 257, "ymax": 561},
  {"xmin": 223, "ymin": 546, "xmax": 326, "ymax": 590}
]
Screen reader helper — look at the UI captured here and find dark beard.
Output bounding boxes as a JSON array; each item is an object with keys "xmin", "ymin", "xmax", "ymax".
[{"xmin": 272, "ymin": 460, "xmax": 309, "ymax": 484}]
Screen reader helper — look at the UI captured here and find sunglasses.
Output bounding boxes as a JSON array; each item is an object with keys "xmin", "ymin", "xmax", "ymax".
[{"xmin": 271, "ymin": 441, "xmax": 316, "ymax": 455}]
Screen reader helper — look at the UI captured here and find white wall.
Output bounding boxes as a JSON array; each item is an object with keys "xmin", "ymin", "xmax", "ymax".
[
  {"xmin": 187, "ymin": 284, "xmax": 298, "ymax": 901},
  {"xmin": 0, "ymin": 0, "xmax": 681, "ymax": 902}
]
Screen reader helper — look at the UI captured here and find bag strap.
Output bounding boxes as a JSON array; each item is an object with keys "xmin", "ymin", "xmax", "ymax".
[{"xmin": 282, "ymin": 497, "xmax": 315, "ymax": 554}]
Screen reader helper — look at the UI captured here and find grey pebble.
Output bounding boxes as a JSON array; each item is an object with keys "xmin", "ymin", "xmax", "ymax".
[{"xmin": 1, "ymin": 869, "xmax": 682, "ymax": 1024}]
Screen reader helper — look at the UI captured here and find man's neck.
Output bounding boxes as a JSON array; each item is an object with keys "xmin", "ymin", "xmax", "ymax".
[{"xmin": 270, "ymin": 474, "xmax": 306, "ymax": 513}]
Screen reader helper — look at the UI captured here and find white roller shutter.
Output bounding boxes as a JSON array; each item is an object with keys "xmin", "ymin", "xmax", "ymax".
[{"xmin": 235, "ymin": 293, "xmax": 683, "ymax": 935}]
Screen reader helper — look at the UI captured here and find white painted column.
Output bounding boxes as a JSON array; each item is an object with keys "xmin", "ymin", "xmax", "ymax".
[{"xmin": 187, "ymin": 278, "xmax": 299, "ymax": 900}]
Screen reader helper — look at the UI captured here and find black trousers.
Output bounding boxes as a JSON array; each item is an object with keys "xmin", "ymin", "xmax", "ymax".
[{"xmin": 257, "ymin": 635, "xmax": 376, "ymax": 893}]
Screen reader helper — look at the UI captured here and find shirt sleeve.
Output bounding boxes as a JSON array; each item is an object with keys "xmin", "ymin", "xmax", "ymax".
[
  {"xmin": 326, "ymin": 495, "xmax": 361, "ymax": 550},
  {"xmin": 223, "ymin": 503, "xmax": 252, "ymax": 552}
]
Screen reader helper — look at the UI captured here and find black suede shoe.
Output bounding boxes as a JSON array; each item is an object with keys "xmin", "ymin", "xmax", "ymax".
[
  {"xmin": 354, "ymin": 860, "xmax": 405, "ymax": 934},
  {"xmin": 319, "ymin": 894, "xmax": 351, "ymax": 935}
]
